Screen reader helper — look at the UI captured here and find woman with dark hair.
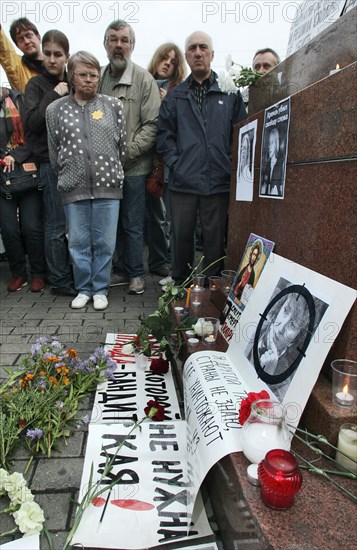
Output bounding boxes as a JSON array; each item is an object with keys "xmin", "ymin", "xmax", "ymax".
[
  {"xmin": 0, "ymin": 87, "xmax": 46, "ymax": 291},
  {"xmin": 145, "ymin": 43, "xmax": 186, "ymax": 284},
  {"xmin": 24, "ymin": 29, "xmax": 75, "ymax": 296},
  {"xmin": 46, "ymin": 51, "xmax": 126, "ymax": 310}
]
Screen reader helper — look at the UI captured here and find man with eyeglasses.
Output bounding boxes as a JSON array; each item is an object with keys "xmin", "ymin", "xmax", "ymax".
[
  {"xmin": 0, "ymin": 18, "xmax": 44, "ymax": 93},
  {"xmin": 99, "ymin": 19, "xmax": 161, "ymax": 295}
]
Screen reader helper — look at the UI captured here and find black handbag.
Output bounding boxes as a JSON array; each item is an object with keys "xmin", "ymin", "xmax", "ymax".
[{"xmin": 0, "ymin": 160, "xmax": 43, "ymax": 199}]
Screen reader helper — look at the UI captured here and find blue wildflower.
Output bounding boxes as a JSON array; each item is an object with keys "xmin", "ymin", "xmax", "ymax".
[
  {"xmin": 37, "ymin": 380, "xmax": 47, "ymax": 391},
  {"xmin": 26, "ymin": 428, "xmax": 43, "ymax": 440},
  {"xmin": 82, "ymin": 415, "xmax": 90, "ymax": 426}
]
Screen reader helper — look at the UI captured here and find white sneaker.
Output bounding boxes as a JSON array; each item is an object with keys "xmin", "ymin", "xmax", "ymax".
[
  {"xmin": 93, "ymin": 294, "xmax": 108, "ymax": 310},
  {"xmin": 71, "ymin": 293, "xmax": 90, "ymax": 309},
  {"xmin": 159, "ymin": 276, "xmax": 173, "ymax": 286}
]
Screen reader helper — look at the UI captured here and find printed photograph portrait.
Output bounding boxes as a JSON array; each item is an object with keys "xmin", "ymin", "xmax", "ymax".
[
  {"xmin": 244, "ymin": 277, "xmax": 329, "ymax": 401},
  {"xmin": 236, "ymin": 119, "xmax": 258, "ymax": 202},
  {"xmin": 259, "ymin": 98, "xmax": 290, "ymax": 199},
  {"xmin": 232, "ymin": 239, "xmax": 263, "ymax": 306}
]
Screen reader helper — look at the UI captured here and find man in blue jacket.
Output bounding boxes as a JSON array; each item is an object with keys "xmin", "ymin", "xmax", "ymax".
[{"xmin": 156, "ymin": 31, "xmax": 246, "ymax": 284}]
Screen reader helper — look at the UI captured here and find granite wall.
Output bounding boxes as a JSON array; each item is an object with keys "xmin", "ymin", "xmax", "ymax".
[{"xmin": 227, "ymin": 62, "xmax": 356, "ymax": 381}]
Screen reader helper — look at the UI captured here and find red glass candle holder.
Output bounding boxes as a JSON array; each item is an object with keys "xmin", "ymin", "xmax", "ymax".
[{"xmin": 258, "ymin": 449, "xmax": 302, "ymax": 510}]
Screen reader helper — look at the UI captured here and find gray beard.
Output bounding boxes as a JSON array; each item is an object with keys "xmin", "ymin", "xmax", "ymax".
[{"xmin": 109, "ymin": 56, "xmax": 127, "ymax": 73}]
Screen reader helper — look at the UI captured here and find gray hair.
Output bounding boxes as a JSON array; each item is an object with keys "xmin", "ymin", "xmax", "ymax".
[
  {"xmin": 104, "ymin": 19, "xmax": 135, "ymax": 48},
  {"xmin": 184, "ymin": 31, "xmax": 213, "ymax": 52},
  {"xmin": 67, "ymin": 51, "xmax": 101, "ymax": 84}
]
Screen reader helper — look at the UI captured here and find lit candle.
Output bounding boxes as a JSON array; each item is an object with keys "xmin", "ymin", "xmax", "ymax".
[
  {"xmin": 335, "ymin": 384, "xmax": 354, "ymax": 406},
  {"xmin": 335, "ymin": 424, "xmax": 357, "ymax": 474},
  {"xmin": 204, "ymin": 335, "xmax": 215, "ymax": 344},
  {"xmin": 329, "ymin": 63, "xmax": 340, "ymax": 75},
  {"xmin": 185, "ymin": 286, "xmax": 191, "ymax": 308}
]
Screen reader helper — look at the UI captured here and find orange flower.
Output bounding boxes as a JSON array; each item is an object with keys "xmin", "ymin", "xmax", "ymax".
[
  {"xmin": 46, "ymin": 355, "xmax": 60, "ymax": 362},
  {"xmin": 66, "ymin": 349, "xmax": 78, "ymax": 360},
  {"xmin": 55, "ymin": 365, "xmax": 69, "ymax": 375},
  {"xmin": 62, "ymin": 376, "xmax": 71, "ymax": 385},
  {"xmin": 39, "ymin": 370, "xmax": 47, "ymax": 375},
  {"xmin": 48, "ymin": 376, "xmax": 58, "ymax": 385}
]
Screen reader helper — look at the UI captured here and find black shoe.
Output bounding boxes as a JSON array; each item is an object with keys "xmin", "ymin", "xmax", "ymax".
[{"xmin": 50, "ymin": 286, "xmax": 77, "ymax": 297}]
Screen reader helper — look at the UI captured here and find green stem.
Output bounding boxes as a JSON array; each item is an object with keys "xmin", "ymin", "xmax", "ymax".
[
  {"xmin": 42, "ymin": 527, "xmax": 54, "ymax": 550},
  {"xmin": 0, "ymin": 527, "xmax": 19, "ymax": 538},
  {"xmin": 292, "ymin": 449, "xmax": 357, "ymax": 503},
  {"xmin": 299, "ymin": 465, "xmax": 356, "ymax": 479},
  {"xmin": 63, "ymin": 417, "xmax": 146, "ymax": 550},
  {"xmin": 289, "ymin": 426, "xmax": 357, "ymax": 477},
  {"xmin": 24, "ymin": 454, "xmax": 34, "ymax": 475}
]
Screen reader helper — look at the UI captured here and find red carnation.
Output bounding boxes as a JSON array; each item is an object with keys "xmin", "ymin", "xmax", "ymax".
[
  {"xmin": 150, "ymin": 357, "xmax": 169, "ymax": 374},
  {"xmin": 238, "ymin": 390, "xmax": 270, "ymax": 426},
  {"xmin": 144, "ymin": 400, "xmax": 165, "ymax": 421}
]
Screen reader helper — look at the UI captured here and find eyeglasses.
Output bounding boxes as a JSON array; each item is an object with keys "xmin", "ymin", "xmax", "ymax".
[
  {"xmin": 16, "ymin": 31, "xmax": 37, "ymax": 44},
  {"xmin": 105, "ymin": 35, "xmax": 133, "ymax": 46},
  {"xmin": 73, "ymin": 72, "xmax": 100, "ymax": 81}
]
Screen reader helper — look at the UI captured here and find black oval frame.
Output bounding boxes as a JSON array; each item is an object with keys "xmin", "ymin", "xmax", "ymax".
[{"xmin": 253, "ymin": 285, "xmax": 316, "ymax": 384}]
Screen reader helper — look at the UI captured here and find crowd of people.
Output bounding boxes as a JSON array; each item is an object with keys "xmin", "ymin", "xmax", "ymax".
[{"xmin": 0, "ymin": 17, "xmax": 281, "ymax": 309}]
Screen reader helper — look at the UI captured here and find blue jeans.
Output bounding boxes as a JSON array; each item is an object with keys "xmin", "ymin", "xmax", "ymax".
[
  {"xmin": 113, "ymin": 175, "xmax": 145, "ymax": 278},
  {"xmin": 40, "ymin": 163, "xmax": 73, "ymax": 288},
  {"xmin": 64, "ymin": 199, "xmax": 119, "ymax": 296},
  {"xmin": 146, "ymin": 193, "xmax": 169, "ymax": 272}
]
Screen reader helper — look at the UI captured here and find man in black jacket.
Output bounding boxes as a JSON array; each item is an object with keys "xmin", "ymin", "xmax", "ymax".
[{"xmin": 157, "ymin": 31, "xmax": 246, "ymax": 284}]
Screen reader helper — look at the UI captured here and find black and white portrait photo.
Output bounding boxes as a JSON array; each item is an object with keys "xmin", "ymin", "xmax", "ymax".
[
  {"xmin": 244, "ymin": 277, "xmax": 328, "ymax": 401},
  {"xmin": 259, "ymin": 98, "xmax": 290, "ymax": 199},
  {"xmin": 236, "ymin": 119, "xmax": 258, "ymax": 202}
]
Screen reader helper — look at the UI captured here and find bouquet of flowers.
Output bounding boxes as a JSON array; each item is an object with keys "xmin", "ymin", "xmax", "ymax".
[
  {"xmin": 120, "ymin": 257, "xmax": 221, "ymax": 360},
  {"xmin": 0, "ymin": 469, "xmax": 45, "ymax": 539},
  {"xmin": 0, "ymin": 337, "xmax": 117, "ymax": 469},
  {"xmin": 218, "ymin": 55, "xmax": 262, "ymax": 94}
]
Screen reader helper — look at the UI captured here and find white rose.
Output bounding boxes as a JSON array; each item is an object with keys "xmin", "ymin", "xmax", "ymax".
[
  {"xmin": 122, "ymin": 343, "xmax": 135, "ymax": 355},
  {"xmin": 11, "ymin": 486, "xmax": 34, "ymax": 506},
  {"xmin": 218, "ymin": 72, "xmax": 237, "ymax": 94},
  {"xmin": 0, "ymin": 468, "xmax": 10, "ymax": 493},
  {"xmin": 13, "ymin": 501, "xmax": 45, "ymax": 535},
  {"xmin": 5, "ymin": 472, "xmax": 26, "ymax": 496},
  {"xmin": 193, "ymin": 318, "xmax": 215, "ymax": 336},
  {"xmin": 229, "ymin": 65, "xmax": 241, "ymax": 78},
  {"xmin": 192, "ymin": 318, "xmax": 205, "ymax": 336},
  {"xmin": 225, "ymin": 54, "xmax": 233, "ymax": 72}
]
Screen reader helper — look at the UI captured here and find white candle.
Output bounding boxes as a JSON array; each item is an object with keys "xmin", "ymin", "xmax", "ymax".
[
  {"xmin": 335, "ymin": 384, "xmax": 354, "ymax": 406},
  {"xmin": 204, "ymin": 335, "xmax": 215, "ymax": 344},
  {"xmin": 329, "ymin": 63, "xmax": 340, "ymax": 75},
  {"xmin": 188, "ymin": 337, "xmax": 199, "ymax": 346},
  {"xmin": 336, "ymin": 426, "xmax": 357, "ymax": 473}
]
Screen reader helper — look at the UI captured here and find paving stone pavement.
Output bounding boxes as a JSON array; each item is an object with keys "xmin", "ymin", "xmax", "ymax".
[{"xmin": 0, "ymin": 256, "xmax": 165, "ymax": 549}]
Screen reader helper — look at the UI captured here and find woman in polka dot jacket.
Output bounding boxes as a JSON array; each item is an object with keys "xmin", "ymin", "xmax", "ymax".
[{"xmin": 46, "ymin": 50, "xmax": 126, "ymax": 311}]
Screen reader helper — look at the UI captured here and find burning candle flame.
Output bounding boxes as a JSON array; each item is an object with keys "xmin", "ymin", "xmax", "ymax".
[
  {"xmin": 343, "ymin": 384, "xmax": 349, "ymax": 396},
  {"xmin": 336, "ymin": 64, "xmax": 340, "ymax": 70}
]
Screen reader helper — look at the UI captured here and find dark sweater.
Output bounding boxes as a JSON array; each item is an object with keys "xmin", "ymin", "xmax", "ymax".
[{"xmin": 24, "ymin": 70, "xmax": 67, "ymax": 162}]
